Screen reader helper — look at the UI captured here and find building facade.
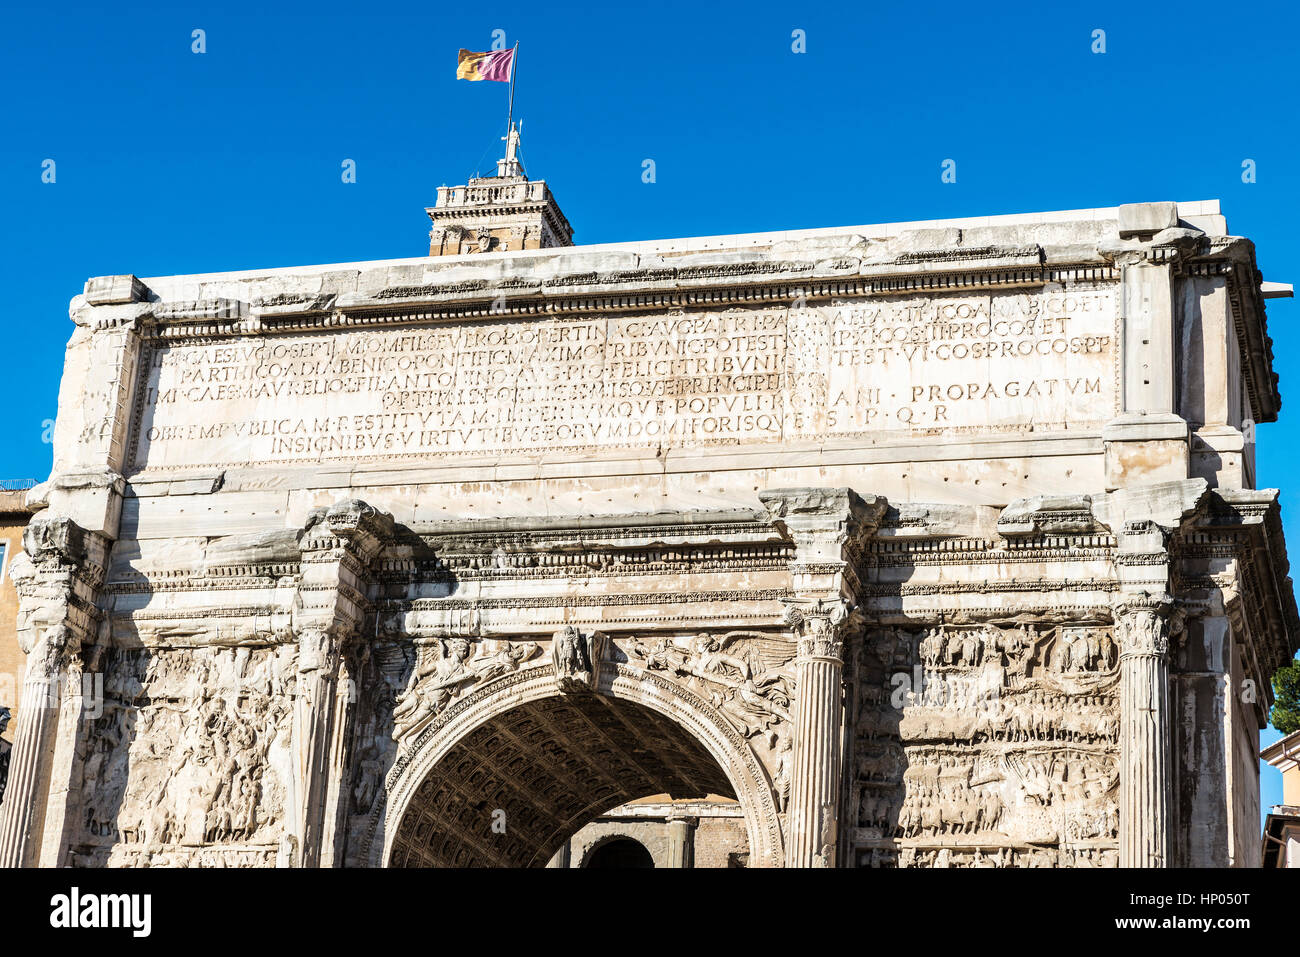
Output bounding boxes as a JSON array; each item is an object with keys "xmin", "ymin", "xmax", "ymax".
[
  {"xmin": 1261, "ymin": 730, "xmax": 1300, "ymax": 867},
  {"xmin": 0, "ymin": 486, "xmax": 35, "ymax": 805},
  {"xmin": 0, "ymin": 179, "xmax": 1295, "ymax": 867}
]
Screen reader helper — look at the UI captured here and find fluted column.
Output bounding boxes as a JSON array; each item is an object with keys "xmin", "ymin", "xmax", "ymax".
[
  {"xmin": 1089, "ymin": 477, "xmax": 1208, "ymax": 868},
  {"xmin": 785, "ymin": 601, "xmax": 849, "ymax": 867},
  {"xmin": 1114, "ymin": 594, "xmax": 1181, "ymax": 867},
  {"xmin": 0, "ymin": 627, "xmax": 70, "ymax": 866},
  {"xmin": 0, "ymin": 514, "xmax": 102, "ymax": 869},
  {"xmin": 295, "ymin": 628, "xmax": 342, "ymax": 868},
  {"xmin": 760, "ymin": 487, "xmax": 884, "ymax": 869},
  {"xmin": 318, "ymin": 647, "xmax": 360, "ymax": 869}
]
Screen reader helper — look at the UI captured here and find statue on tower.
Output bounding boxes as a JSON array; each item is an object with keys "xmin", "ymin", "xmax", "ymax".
[{"xmin": 425, "ymin": 120, "xmax": 573, "ymax": 256}]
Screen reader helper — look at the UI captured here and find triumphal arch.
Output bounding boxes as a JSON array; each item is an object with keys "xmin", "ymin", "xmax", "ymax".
[{"xmin": 1, "ymin": 177, "xmax": 1296, "ymax": 866}]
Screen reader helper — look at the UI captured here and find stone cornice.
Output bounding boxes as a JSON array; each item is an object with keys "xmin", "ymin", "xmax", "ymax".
[
  {"xmin": 293, "ymin": 499, "xmax": 398, "ymax": 663},
  {"xmin": 83, "ymin": 242, "xmax": 1261, "ymax": 340},
  {"xmin": 1187, "ymin": 488, "xmax": 1300, "ymax": 681},
  {"xmin": 1088, "ymin": 478, "xmax": 1211, "ymax": 545},
  {"xmin": 760, "ymin": 487, "xmax": 887, "ymax": 544},
  {"xmin": 89, "ymin": 248, "xmax": 1126, "ymax": 342},
  {"xmin": 301, "ymin": 499, "xmax": 396, "ymax": 564},
  {"xmin": 8, "ymin": 515, "xmax": 108, "ymax": 655},
  {"xmin": 19, "ymin": 513, "xmax": 108, "ymax": 589}
]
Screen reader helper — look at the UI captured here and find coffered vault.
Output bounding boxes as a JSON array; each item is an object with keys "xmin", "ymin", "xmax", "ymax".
[{"xmin": 386, "ymin": 679, "xmax": 743, "ymax": 867}]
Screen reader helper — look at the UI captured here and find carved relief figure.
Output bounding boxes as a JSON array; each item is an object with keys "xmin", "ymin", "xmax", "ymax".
[
  {"xmin": 772, "ymin": 729, "xmax": 793, "ymax": 812},
  {"xmin": 0, "ymin": 707, "xmax": 13, "ymax": 806},
  {"xmin": 628, "ymin": 632, "xmax": 794, "ymax": 740},
  {"xmin": 393, "ymin": 638, "xmax": 478, "ymax": 743},
  {"xmin": 390, "ymin": 636, "xmax": 545, "ymax": 747},
  {"xmin": 552, "ymin": 626, "xmax": 607, "ymax": 693},
  {"xmin": 1053, "ymin": 626, "xmax": 1117, "ymax": 674},
  {"xmin": 469, "ymin": 640, "xmax": 542, "ymax": 683}
]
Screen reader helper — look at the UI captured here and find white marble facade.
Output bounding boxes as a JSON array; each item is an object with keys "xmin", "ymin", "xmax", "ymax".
[{"xmin": 0, "ymin": 200, "xmax": 1295, "ymax": 867}]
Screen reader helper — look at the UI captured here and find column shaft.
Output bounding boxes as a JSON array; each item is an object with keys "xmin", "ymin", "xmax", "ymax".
[
  {"xmin": 295, "ymin": 664, "xmax": 338, "ymax": 868},
  {"xmin": 1119, "ymin": 648, "xmax": 1170, "ymax": 866},
  {"xmin": 318, "ymin": 665, "xmax": 356, "ymax": 868},
  {"xmin": 546, "ymin": 841, "xmax": 571, "ymax": 868},
  {"xmin": 1114, "ymin": 597, "xmax": 1177, "ymax": 868},
  {"xmin": 0, "ymin": 672, "xmax": 59, "ymax": 867},
  {"xmin": 786, "ymin": 652, "xmax": 843, "ymax": 867}
]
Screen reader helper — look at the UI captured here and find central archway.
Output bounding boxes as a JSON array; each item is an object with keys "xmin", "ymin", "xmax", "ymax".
[{"xmin": 363, "ymin": 661, "xmax": 785, "ymax": 867}]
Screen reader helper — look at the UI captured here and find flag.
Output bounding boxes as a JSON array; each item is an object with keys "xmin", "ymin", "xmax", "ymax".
[{"xmin": 457, "ymin": 48, "xmax": 515, "ymax": 82}]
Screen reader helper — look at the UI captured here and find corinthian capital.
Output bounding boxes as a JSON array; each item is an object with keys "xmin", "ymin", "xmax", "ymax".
[
  {"xmin": 297, "ymin": 627, "xmax": 343, "ymax": 675},
  {"xmin": 1111, "ymin": 593, "xmax": 1185, "ymax": 658},
  {"xmin": 785, "ymin": 597, "xmax": 856, "ymax": 661},
  {"xmin": 26, "ymin": 623, "xmax": 77, "ymax": 680}
]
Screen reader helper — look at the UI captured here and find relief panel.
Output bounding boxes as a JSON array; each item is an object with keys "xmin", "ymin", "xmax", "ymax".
[
  {"xmin": 851, "ymin": 622, "xmax": 1120, "ymax": 868},
  {"xmin": 70, "ymin": 645, "xmax": 295, "ymax": 868}
]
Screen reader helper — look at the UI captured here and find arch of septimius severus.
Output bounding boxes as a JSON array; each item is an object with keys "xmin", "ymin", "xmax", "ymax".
[{"xmin": 0, "ymin": 139, "xmax": 1296, "ymax": 867}]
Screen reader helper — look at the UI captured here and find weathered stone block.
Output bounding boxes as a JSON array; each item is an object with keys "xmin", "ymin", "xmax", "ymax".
[
  {"xmin": 83, "ymin": 274, "xmax": 148, "ymax": 305},
  {"xmin": 1117, "ymin": 201, "xmax": 1179, "ymax": 238}
]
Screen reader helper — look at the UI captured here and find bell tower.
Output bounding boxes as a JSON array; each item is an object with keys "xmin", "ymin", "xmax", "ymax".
[{"xmin": 426, "ymin": 124, "xmax": 574, "ymax": 256}]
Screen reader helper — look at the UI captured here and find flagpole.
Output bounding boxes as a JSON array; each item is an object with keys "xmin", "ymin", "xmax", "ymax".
[{"xmin": 506, "ymin": 42, "xmax": 519, "ymax": 136}]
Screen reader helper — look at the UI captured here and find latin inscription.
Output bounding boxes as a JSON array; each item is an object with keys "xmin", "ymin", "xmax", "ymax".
[{"xmin": 130, "ymin": 289, "xmax": 1117, "ymax": 470}]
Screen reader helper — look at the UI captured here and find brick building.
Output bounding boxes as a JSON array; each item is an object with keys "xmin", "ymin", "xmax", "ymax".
[{"xmin": 0, "ymin": 485, "xmax": 35, "ymax": 804}]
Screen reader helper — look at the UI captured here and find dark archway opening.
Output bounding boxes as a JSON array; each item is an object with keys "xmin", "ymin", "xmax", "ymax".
[
  {"xmin": 584, "ymin": 837, "xmax": 654, "ymax": 868},
  {"xmin": 388, "ymin": 692, "xmax": 736, "ymax": 867}
]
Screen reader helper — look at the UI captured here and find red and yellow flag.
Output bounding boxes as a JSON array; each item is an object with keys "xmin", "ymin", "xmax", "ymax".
[{"xmin": 457, "ymin": 48, "xmax": 515, "ymax": 82}]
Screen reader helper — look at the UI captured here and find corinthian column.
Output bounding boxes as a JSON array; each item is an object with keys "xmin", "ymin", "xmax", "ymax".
[
  {"xmin": 1090, "ymin": 477, "xmax": 1208, "ymax": 868},
  {"xmin": 0, "ymin": 626, "xmax": 71, "ymax": 867},
  {"xmin": 318, "ymin": 645, "xmax": 362, "ymax": 869},
  {"xmin": 0, "ymin": 514, "xmax": 103, "ymax": 868},
  {"xmin": 760, "ymin": 487, "xmax": 884, "ymax": 868},
  {"xmin": 294, "ymin": 627, "xmax": 344, "ymax": 868},
  {"xmin": 785, "ymin": 599, "xmax": 851, "ymax": 867},
  {"xmin": 1113, "ymin": 593, "xmax": 1182, "ymax": 867}
]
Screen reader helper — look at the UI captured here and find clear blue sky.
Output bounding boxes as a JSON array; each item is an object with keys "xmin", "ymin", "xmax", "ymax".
[{"xmin": 2, "ymin": 0, "xmax": 1297, "ymax": 823}]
